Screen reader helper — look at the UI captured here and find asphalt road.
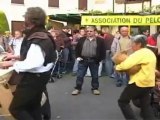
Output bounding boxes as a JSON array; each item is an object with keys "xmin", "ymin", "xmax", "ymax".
[
  {"xmin": 0, "ymin": 74, "xmax": 141, "ymax": 120},
  {"xmin": 48, "ymin": 74, "xmax": 141, "ymax": 120}
]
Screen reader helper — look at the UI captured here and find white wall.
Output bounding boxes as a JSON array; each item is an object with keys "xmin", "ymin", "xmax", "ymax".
[
  {"xmin": 0, "ymin": 0, "xmax": 160, "ymax": 31},
  {"xmin": 0, "ymin": 0, "xmax": 80, "ymax": 31},
  {"xmin": 88, "ymin": 0, "xmax": 113, "ymax": 12},
  {"xmin": 88, "ymin": 0, "xmax": 160, "ymax": 13},
  {"xmin": 114, "ymin": 1, "xmax": 151, "ymax": 13}
]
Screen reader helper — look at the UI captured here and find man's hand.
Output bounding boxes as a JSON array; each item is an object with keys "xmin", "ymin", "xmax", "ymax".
[
  {"xmin": 77, "ymin": 57, "xmax": 83, "ymax": 61},
  {"xmin": 69, "ymin": 36, "xmax": 73, "ymax": 40},
  {"xmin": 0, "ymin": 61, "xmax": 14, "ymax": 69},
  {"xmin": 155, "ymin": 69, "xmax": 160, "ymax": 78},
  {"xmin": 3, "ymin": 53, "xmax": 14, "ymax": 61},
  {"xmin": 3, "ymin": 53, "xmax": 20, "ymax": 61},
  {"xmin": 114, "ymin": 65, "xmax": 125, "ymax": 73},
  {"xmin": 156, "ymin": 81, "xmax": 160, "ymax": 89},
  {"xmin": 127, "ymin": 65, "xmax": 141, "ymax": 75}
]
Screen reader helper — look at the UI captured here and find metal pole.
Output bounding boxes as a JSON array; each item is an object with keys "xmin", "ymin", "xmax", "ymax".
[
  {"xmin": 113, "ymin": 0, "xmax": 115, "ymax": 13},
  {"xmin": 142, "ymin": 0, "xmax": 144, "ymax": 13},
  {"xmin": 150, "ymin": 0, "xmax": 152, "ymax": 13},
  {"xmin": 124, "ymin": 0, "xmax": 126, "ymax": 14}
]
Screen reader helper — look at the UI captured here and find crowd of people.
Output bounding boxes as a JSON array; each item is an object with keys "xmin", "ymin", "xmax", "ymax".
[{"xmin": 0, "ymin": 6, "xmax": 160, "ymax": 120}]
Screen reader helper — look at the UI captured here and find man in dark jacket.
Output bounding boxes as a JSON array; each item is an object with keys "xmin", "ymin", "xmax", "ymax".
[
  {"xmin": 1, "ymin": 7, "xmax": 55, "ymax": 120},
  {"xmin": 101, "ymin": 27, "xmax": 114, "ymax": 77},
  {"xmin": 59, "ymin": 26, "xmax": 72, "ymax": 73},
  {"xmin": 72, "ymin": 26, "xmax": 106, "ymax": 95}
]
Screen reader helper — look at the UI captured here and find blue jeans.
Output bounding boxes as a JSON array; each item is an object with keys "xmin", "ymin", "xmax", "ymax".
[
  {"xmin": 72, "ymin": 59, "xmax": 79, "ymax": 73},
  {"xmin": 115, "ymin": 72, "xmax": 129, "ymax": 85},
  {"xmin": 62, "ymin": 48, "xmax": 69, "ymax": 72},
  {"xmin": 75, "ymin": 60, "xmax": 99, "ymax": 90},
  {"xmin": 104, "ymin": 50, "xmax": 113, "ymax": 76},
  {"xmin": 52, "ymin": 61, "xmax": 62, "ymax": 74}
]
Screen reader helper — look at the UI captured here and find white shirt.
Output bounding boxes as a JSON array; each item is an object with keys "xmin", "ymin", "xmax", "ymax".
[
  {"xmin": 0, "ymin": 45, "xmax": 5, "ymax": 53},
  {"xmin": 13, "ymin": 44, "xmax": 54, "ymax": 73},
  {"xmin": 9, "ymin": 37, "xmax": 23, "ymax": 56}
]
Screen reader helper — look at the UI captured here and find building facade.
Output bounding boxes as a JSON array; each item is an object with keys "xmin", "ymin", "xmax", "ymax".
[
  {"xmin": 89, "ymin": 0, "xmax": 160, "ymax": 13},
  {"xmin": 0, "ymin": 0, "xmax": 87, "ymax": 33},
  {"xmin": 0, "ymin": 0, "xmax": 160, "ymax": 34},
  {"xmin": 88, "ymin": 0, "xmax": 160, "ymax": 35}
]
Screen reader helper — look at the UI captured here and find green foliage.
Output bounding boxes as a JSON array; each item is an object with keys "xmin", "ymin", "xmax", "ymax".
[
  {"xmin": 88, "ymin": 9, "xmax": 114, "ymax": 15},
  {"xmin": 45, "ymin": 21, "xmax": 53, "ymax": 30},
  {"xmin": 0, "ymin": 11, "xmax": 9, "ymax": 34},
  {"xmin": 153, "ymin": 4, "xmax": 160, "ymax": 13},
  {"xmin": 138, "ymin": 4, "xmax": 160, "ymax": 14},
  {"xmin": 88, "ymin": 10, "xmax": 103, "ymax": 14}
]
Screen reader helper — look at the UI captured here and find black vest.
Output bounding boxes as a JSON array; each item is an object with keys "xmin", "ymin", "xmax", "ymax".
[{"xmin": 20, "ymin": 31, "xmax": 56, "ymax": 66}]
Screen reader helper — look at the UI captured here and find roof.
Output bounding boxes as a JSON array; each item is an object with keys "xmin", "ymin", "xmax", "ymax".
[
  {"xmin": 49, "ymin": 14, "xmax": 81, "ymax": 24},
  {"xmin": 49, "ymin": 12, "xmax": 160, "ymax": 24}
]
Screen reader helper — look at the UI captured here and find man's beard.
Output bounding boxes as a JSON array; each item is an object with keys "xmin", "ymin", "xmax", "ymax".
[
  {"xmin": 23, "ymin": 21, "xmax": 33, "ymax": 35},
  {"xmin": 22, "ymin": 28, "xmax": 31, "ymax": 36}
]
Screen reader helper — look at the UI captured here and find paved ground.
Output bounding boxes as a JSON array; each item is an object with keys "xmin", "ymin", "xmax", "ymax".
[
  {"xmin": 0, "ymin": 74, "xmax": 141, "ymax": 120},
  {"xmin": 47, "ymin": 74, "xmax": 140, "ymax": 120}
]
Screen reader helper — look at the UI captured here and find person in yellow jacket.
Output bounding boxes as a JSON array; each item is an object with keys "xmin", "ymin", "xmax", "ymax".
[{"xmin": 116, "ymin": 35, "xmax": 157, "ymax": 120}]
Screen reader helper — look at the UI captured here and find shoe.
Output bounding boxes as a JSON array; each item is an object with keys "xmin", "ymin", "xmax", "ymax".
[
  {"xmin": 62, "ymin": 71, "xmax": 66, "ymax": 74},
  {"xmin": 49, "ymin": 77, "xmax": 55, "ymax": 83},
  {"xmin": 43, "ymin": 115, "xmax": 51, "ymax": 120},
  {"xmin": 110, "ymin": 74, "xmax": 115, "ymax": 78},
  {"xmin": 92, "ymin": 89, "xmax": 100, "ymax": 95},
  {"xmin": 57, "ymin": 74, "xmax": 62, "ymax": 79},
  {"xmin": 71, "ymin": 89, "xmax": 80, "ymax": 95},
  {"xmin": 116, "ymin": 82, "xmax": 122, "ymax": 87},
  {"xmin": 52, "ymin": 73, "xmax": 57, "ymax": 77}
]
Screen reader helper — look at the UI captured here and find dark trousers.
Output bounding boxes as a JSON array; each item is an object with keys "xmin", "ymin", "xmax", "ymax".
[
  {"xmin": 118, "ymin": 83, "xmax": 156, "ymax": 120},
  {"xmin": 53, "ymin": 60, "xmax": 62, "ymax": 74},
  {"xmin": 9, "ymin": 72, "xmax": 50, "ymax": 120},
  {"xmin": 75, "ymin": 60, "xmax": 99, "ymax": 90},
  {"xmin": 41, "ymin": 89, "xmax": 51, "ymax": 120},
  {"xmin": 61, "ymin": 48, "xmax": 69, "ymax": 72}
]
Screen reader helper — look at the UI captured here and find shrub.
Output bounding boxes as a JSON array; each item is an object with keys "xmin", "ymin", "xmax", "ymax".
[{"xmin": 0, "ymin": 11, "xmax": 9, "ymax": 34}]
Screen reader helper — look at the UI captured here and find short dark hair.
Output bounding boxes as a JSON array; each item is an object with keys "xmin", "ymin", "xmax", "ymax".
[
  {"xmin": 132, "ymin": 35, "xmax": 147, "ymax": 47},
  {"xmin": 24, "ymin": 7, "xmax": 46, "ymax": 27},
  {"xmin": 139, "ymin": 28, "xmax": 149, "ymax": 34},
  {"xmin": 79, "ymin": 26, "xmax": 85, "ymax": 30},
  {"xmin": 73, "ymin": 29, "xmax": 79, "ymax": 34},
  {"xmin": 62, "ymin": 26, "xmax": 69, "ymax": 29},
  {"xmin": 86, "ymin": 25, "xmax": 97, "ymax": 31}
]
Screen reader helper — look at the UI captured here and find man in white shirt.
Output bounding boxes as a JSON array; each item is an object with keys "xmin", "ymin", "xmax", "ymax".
[
  {"xmin": 1, "ymin": 7, "xmax": 56, "ymax": 120},
  {"xmin": 8, "ymin": 30, "xmax": 23, "ymax": 56}
]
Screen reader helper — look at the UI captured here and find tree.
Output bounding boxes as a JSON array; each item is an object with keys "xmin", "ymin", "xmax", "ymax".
[{"xmin": 0, "ymin": 10, "xmax": 9, "ymax": 34}]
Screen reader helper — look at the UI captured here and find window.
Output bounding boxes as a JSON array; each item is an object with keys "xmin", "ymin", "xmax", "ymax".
[
  {"xmin": 78, "ymin": 0, "xmax": 87, "ymax": 10},
  {"xmin": 11, "ymin": 21, "xmax": 25, "ymax": 35},
  {"xmin": 11, "ymin": 0, "xmax": 24, "ymax": 4},
  {"xmin": 115, "ymin": 0, "xmax": 150, "ymax": 4},
  {"xmin": 48, "ymin": 0, "xmax": 59, "ymax": 7},
  {"xmin": 126, "ymin": 0, "xmax": 150, "ymax": 1},
  {"xmin": 95, "ymin": 0, "xmax": 105, "ymax": 4},
  {"xmin": 126, "ymin": 0, "xmax": 150, "ymax": 2}
]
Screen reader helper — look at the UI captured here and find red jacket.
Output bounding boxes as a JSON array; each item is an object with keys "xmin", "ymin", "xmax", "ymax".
[{"xmin": 147, "ymin": 36, "xmax": 157, "ymax": 46}]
